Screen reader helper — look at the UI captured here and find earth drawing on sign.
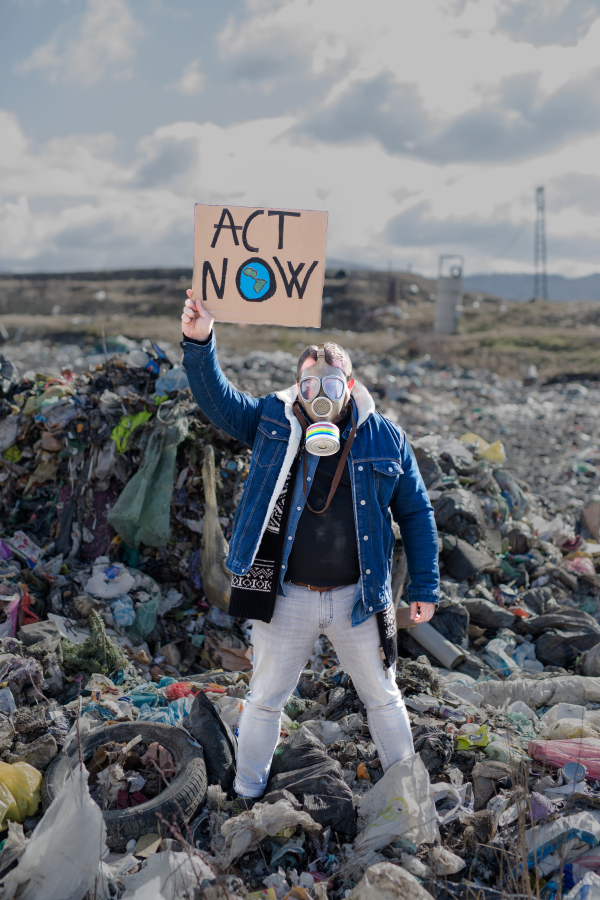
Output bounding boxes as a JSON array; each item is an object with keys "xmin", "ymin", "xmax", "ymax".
[
  {"xmin": 243, "ymin": 267, "xmax": 266, "ymax": 293},
  {"xmin": 238, "ymin": 259, "xmax": 273, "ymax": 301}
]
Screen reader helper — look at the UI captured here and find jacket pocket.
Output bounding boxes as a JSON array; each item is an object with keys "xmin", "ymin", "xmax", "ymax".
[
  {"xmin": 252, "ymin": 422, "xmax": 289, "ymax": 468},
  {"xmin": 371, "ymin": 459, "xmax": 403, "ymax": 507}
]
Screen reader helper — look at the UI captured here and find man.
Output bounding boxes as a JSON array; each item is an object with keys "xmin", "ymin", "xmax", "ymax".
[{"xmin": 181, "ymin": 290, "xmax": 439, "ymax": 799}]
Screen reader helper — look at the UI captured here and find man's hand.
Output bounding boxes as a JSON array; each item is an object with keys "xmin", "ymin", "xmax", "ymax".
[
  {"xmin": 410, "ymin": 602, "xmax": 435, "ymax": 623},
  {"xmin": 182, "ymin": 289, "xmax": 214, "ymax": 342}
]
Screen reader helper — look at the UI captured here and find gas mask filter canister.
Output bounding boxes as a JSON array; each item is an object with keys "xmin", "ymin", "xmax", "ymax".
[
  {"xmin": 298, "ymin": 344, "xmax": 348, "ymax": 457},
  {"xmin": 305, "ymin": 421, "xmax": 340, "ymax": 456}
]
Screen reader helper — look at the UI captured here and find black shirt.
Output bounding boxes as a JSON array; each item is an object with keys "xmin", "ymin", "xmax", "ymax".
[{"xmin": 286, "ymin": 407, "xmax": 361, "ymax": 587}]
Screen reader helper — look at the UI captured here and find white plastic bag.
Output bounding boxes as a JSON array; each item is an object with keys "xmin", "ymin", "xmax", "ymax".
[
  {"xmin": 524, "ymin": 810, "xmax": 600, "ymax": 877},
  {"xmin": 353, "ymin": 755, "xmax": 438, "ymax": 860},
  {"xmin": 541, "ymin": 718, "xmax": 600, "ymax": 741},
  {"xmin": 347, "ymin": 861, "xmax": 436, "ymax": 900},
  {"xmin": 120, "ymin": 850, "xmax": 218, "ymax": 899},
  {"xmin": 566, "ymin": 872, "xmax": 600, "ymax": 900},
  {"xmin": 430, "ymin": 781, "xmax": 473, "ymax": 825},
  {"xmin": 214, "ymin": 798, "xmax": 321, "ymax": 870},
  {"xmin": 1, "ymin": 763, "xmax": 106, "ymax": 900}
]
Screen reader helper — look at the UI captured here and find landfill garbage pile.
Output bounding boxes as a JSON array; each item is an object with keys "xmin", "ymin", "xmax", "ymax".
[{"xmin": 2, "ymin": 340, "xmax": 600, "ymax": 900}]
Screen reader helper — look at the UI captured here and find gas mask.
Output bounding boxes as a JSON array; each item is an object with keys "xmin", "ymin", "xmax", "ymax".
[{"xmin": 298, "ymin": 345, "xmax": 349, "ymax": 456}]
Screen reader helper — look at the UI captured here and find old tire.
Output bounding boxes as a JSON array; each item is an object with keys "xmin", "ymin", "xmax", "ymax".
[{"xmin": 42, "ymin": 722, "xmax": 207, "ymax": 852}]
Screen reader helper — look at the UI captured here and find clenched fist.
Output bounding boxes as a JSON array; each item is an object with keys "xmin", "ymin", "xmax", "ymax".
[
  {"xmin": 181, "ymin": 289, "xmax": 214, "ymax": 342},
  {"xmin": 411, "ymin": 602, "xmax": 435, "ymax": 623}
]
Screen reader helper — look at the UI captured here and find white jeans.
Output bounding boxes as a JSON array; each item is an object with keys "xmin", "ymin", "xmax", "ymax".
[{"xmin": 233, "ymin": 582, "xmax": 414, "ymax": 798}]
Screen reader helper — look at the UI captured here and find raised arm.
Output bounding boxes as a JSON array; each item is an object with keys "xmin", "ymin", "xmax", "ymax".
[{"xmin": 181, "ymin": 291, "xmax": 264, "ymax": 447}]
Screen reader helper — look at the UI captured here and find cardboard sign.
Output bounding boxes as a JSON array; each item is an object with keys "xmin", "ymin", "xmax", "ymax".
[{"xmin": 192, "ymin": 204, "xmax": 328, "ymax": 327}]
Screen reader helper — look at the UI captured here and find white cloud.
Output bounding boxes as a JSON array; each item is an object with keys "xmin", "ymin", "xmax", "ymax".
[
  {"xmin": 17, "ymin": 0, "xmax": 142, "ymax": 87},
  {"xmin": 1, "ymin": 107, "xmax": 600, "ymax": 277},
  {"xmin": 170, "ymin": 60, "xmax": 205, "ymax": 96},
  {"xmin": 4, "ymin": 0, "xmax": 600, "ymax": 276}
]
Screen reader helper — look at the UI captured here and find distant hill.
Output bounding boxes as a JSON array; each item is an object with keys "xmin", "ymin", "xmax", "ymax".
[{"xmin": 463, "ymin": 272, "xmax": 600, "ymax": 302}]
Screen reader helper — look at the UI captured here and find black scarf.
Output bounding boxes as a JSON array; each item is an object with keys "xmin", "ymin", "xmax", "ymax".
[{"xmin": 228, "ymin": 451, "xmax": 301, "ymax": 623}]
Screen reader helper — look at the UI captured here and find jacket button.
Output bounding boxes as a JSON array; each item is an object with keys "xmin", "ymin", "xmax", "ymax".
[
  {"xmin": 307, "ymin": 476, "xmax": 311, "ymax": 481},
  {"xmin": 358, "ymin": 465, "xmax": 363, "ymax": 471},
  {"xmin": 288, "ymin": 536, "xmax": 292, "ymax": 540},
  {"xmin": 297, "ymin": 506, "xmax": 301, "ymax": 511},
  {"xmin": 363, "ymin": 535, "xmax": 368, "ymax": 541},
  {"xmin": 366, "ymin": 568, "xmax": 371, "ymax": 574},
  {"xmin": 360, "ymin": 500, "xmax": 366, "ymax": 505},
  {"xmin": 272, "ymin": 430, "xmax": 277, "ymax": 435},
  {"xmin": 369, "ymin": 606, "xmax": 373, "ymax": 612},
  {"xmin": 388, "ymin": 466, "xmax": 393, "ymax": 472}
]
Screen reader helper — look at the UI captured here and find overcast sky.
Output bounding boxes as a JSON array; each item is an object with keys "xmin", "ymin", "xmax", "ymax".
[{"xmin": 1, "ymin": 0, "xmax": 600, "ymax": 276}]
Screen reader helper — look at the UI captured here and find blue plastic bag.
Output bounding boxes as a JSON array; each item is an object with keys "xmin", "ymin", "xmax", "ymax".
[{"xmin": 137, "ymin": 696, "xmax": 194, "ymax": 725}]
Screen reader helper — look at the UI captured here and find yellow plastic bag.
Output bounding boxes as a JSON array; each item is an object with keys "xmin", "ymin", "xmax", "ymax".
[
  {"xmin": 456, "ymin": 724, "xmax": 490, "ymax": 750},
  {"xmin": 459, "ymin": 432, "xmax": 506, "ymax": 465},
  {"xmin": 0, "ymin": 761, "xmax": 42, "ymax": 829}
]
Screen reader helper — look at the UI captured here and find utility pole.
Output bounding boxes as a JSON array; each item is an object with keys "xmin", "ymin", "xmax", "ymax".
[{"xmin": 534, "ymin": 186, "xmax": 547, "ymax": 300}]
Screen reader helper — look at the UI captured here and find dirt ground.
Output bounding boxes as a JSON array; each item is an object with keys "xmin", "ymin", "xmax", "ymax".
[{"xmin": 1, "ymin": 267, "xmax": 600, "ymax": 379}]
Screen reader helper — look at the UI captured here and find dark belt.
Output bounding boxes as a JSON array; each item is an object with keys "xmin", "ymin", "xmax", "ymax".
[{"xmin": 291, "ymin": 581, "xmax": 348, "ymax": 592}]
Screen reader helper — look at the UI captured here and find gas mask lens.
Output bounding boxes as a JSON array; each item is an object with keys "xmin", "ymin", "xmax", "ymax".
[
  {"xmin": 322, "ymin": 376, "xmax": 345, "ymax": 401},
  {"xmin": 299, "ymin": 377, "xmax": 320, "ymax": 402}
]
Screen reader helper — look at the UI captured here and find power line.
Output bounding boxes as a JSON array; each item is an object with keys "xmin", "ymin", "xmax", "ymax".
[{"xmin": 534, "ymin": 186, "xmax": 547, "ymax": 300}]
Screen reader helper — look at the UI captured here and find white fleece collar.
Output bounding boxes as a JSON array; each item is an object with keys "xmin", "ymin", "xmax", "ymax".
[{"xmin": 275, "ymin": 380, "xmax": 375, "ymax": 428}]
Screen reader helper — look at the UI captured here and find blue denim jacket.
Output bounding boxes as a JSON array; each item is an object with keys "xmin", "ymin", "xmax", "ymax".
[{"xmin": 181, "ymin": 334, "xmax": 440, "ymax": 626}]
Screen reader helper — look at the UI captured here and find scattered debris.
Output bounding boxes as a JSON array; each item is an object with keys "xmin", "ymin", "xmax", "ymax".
[{"xmin": 1, "ymin": 340, "xmax": 600, "ymax": 898}]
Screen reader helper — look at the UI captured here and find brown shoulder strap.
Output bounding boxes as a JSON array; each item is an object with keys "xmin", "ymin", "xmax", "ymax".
[{"xmin": 293, "ymin": 401, "xmax": 357, "ymax": 515}]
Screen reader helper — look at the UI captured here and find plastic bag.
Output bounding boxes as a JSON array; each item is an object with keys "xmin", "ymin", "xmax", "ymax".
[
  {"xmin": 456, "ymin": 724, "xmax": 489, "ymax": 750},
  {"xmin": 214, "ymin": 694, "xmax": 245, "ymax": 729},
  {"xmin": 270, "ymin": 726, "xmax": 331, "ymax": 777},
  {"xmin": 465, "ymin": 676, "xmax": 600, "ymax": 710},
  {"xmin": 137, "ymin": 696, "xmax": 194, "ymax": 725},
  {"xmin": 124, "ymin": 683, "xmax": 162, "ymax": 708},
  {"xmin": 108, "ymin": 410, "xmax": 188, "ymax": 549},
  {"xmin": 529, "ymin": 738, "xmax": 600, "ymax": 778},
  {"xmin": 164, "ymin": 681, "xmax": 198, "ymax": 701},
  {"xmin": 215, "ymin": 798, "xmax": 321, "ymax": 870},
  {"xmin": 460, "ymin": 432, "xmax": 506, "ymax": 464},
  {"xmin": 267, "ymin": 725, "xmax": 355, "ymax": 833},
  {"xmin": 440, "ymin": 535, "xmax": 494, "ymax": 580},
  {"xmin": 200, "ymin": 445, "xmax": 231, "ymax": 611},
  {"xmin": 1, "ymin": 764, "xmax": 106, "ymax": 900},
  {"xmin": 493, "ymin": 469, "xmax": 530, "ymax": 520},
  {"xmin": 84, "ymin": 561, "xmax": 135, "ymax": 599},
  {"xmin": 111, "ymin": 596, "xmax": 136, "ymax": 627},
  {"xmin": 434, "ymin": 489, "xmax": 486, "ymax": 545},
  {"xmin": 0, "ymin": 762, "xmax": 42, "ymax": 830},
  {"xmin": 353, "ymin": 754, "xmax": 438, "ymax": 859},
  {"xmin": 580, "ymin": 643, "xmax": 600, "ymax": 677},
  {"xmin": 429, "ymin": 599, "xmax": 469, "ymax": 645},
  {"xmin": 566, "ymin": 872, "xmax": 600, "ymax": 900},
  {"xmin": 127, "ymin": 570, "xmax": 162, "ymax": 644},
  {"xmin": 523, "ymin": 810, "xmax": 600, "ymax": 877},
  {"xmin": 187, "ymin": 690, "xmax": 237, "ymax": 791},
  {"xmin": 541, "ymin": 719, "xmax": 600, "ymax": 741},
  {"xmin": 347, "ymin": 861, "xmax": 435, "ymax": 900},
  {"xmin": 0, "ymin": 592, "xmax": 20, "ymax": 638},
  {"xmin": 155, "ymin": 367, "xmax": 189, "ymax": 396},
  {"xmin": 412, "ymin": 446, "xmax": 443, "ymax": 490},
  {"xmin": 117, "ymin": 850, "xmax": 215, "ymax": 900}
]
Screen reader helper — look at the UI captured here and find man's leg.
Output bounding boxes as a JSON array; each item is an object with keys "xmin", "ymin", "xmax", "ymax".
[
  {"xmin": 234, "ymin": 584, "xmax": 321, "ymax": 798},
  {"xmin": 324, "ymin": 585, "xmax": 414, "ymax": 770}
]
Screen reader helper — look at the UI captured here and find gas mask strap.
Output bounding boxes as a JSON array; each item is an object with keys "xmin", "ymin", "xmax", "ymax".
[{"xmin": 293, "ymin": 401, "xmax": 357, "ymax": 515}]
